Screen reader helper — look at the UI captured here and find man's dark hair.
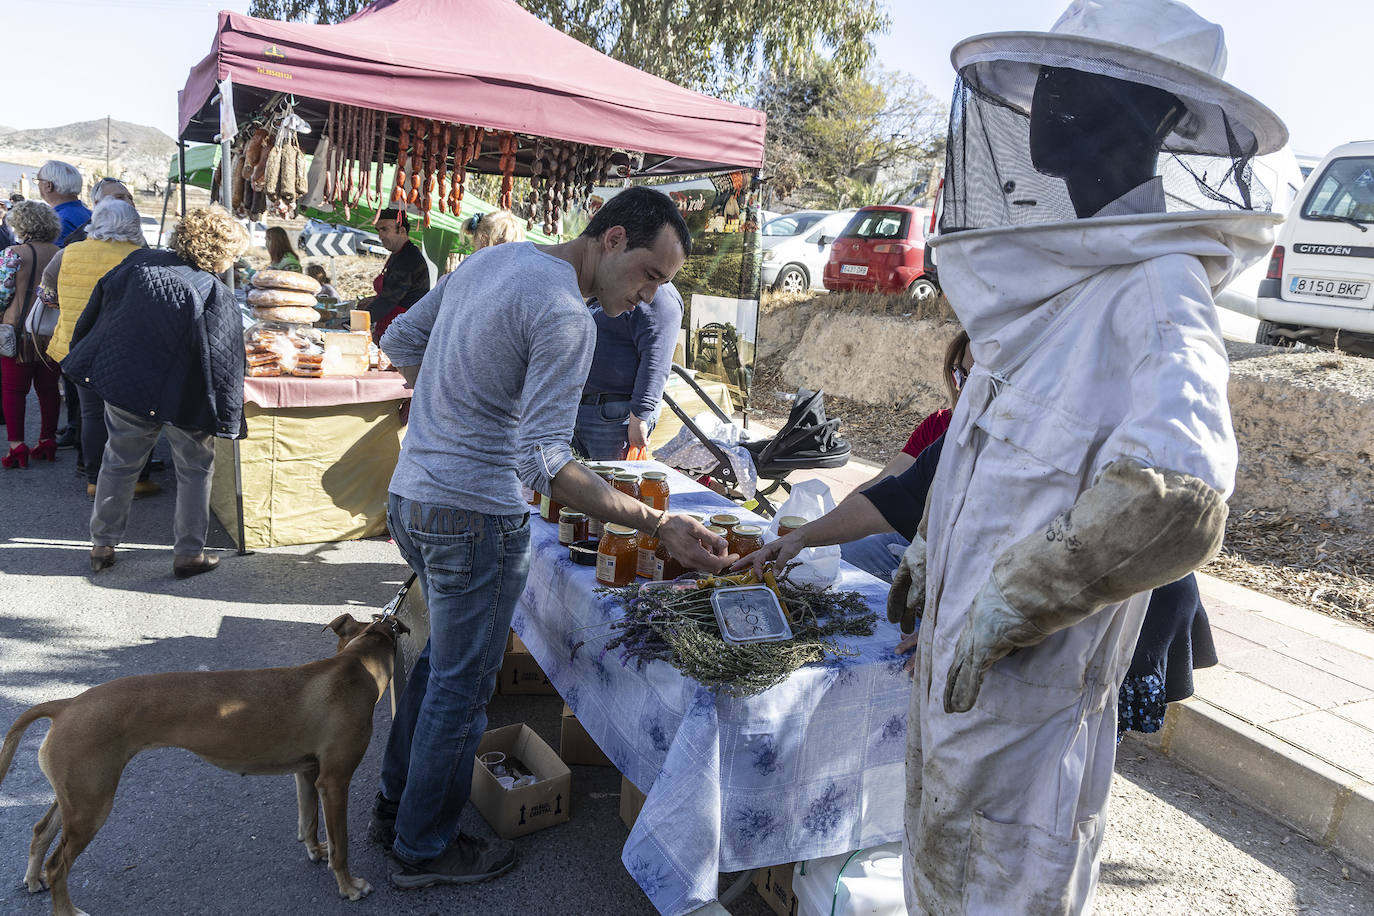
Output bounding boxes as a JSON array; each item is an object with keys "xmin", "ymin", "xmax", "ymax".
[
  {"xmin": 583, "ymin": 186, "xmax": 691, "ymax": 258},
  {"xmin": 378, "ymin": 208, "xmax": 410, "ymax": 230}
]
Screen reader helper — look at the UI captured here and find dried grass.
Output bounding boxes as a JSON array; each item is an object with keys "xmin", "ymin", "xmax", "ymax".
[{"xmin": 761, "ymin": 289, "xmax": 956, "ymax": 322}]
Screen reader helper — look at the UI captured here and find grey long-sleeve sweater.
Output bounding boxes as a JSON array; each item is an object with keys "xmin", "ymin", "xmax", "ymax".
[{"xmin": 380, "ymin": 242, "xmax": 593, "ymax": 515}]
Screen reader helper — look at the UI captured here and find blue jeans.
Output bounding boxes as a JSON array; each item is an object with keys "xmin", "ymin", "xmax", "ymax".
[
  {"xmin": 839, "ymin": 531, "xmax": 909, "ymax": 582},
  {"xmin": 380, "ymin": 492, "xmax": 531, "ymax": 863},
  {"xmin": 572, "ymin": 398, "xmax": 654, "ymax": 461}
]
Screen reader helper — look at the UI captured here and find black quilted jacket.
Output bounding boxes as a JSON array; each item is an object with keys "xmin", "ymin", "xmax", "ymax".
[{"xmin": 64, "ymin": 249, "xmax": 245, "ymax": 439}]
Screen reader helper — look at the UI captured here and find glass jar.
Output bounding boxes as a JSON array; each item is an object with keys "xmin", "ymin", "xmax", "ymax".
[
  {"xmin": 729, "ymin": 524, "xmax": 765, "ymax": 559},
  {"xmin": 612, "ymin": 473, "xmax": 640, "ymax": 500},
  {"xmin": 776, "ymin": 515, "xmax": 808, "ymax": 537},
  {"xmin": 588, "ymin": 467, "xmax": 618, "ymax": 539},
  {"xmin": 653, "ymin": 540, "xmax": 687, "ymax": 581},
  {"xmin": 639, "ymin": 471, "xmax": 670, "ymax": 512},
  {"xmin": 596, "ymin": 524, "xmax": 638, "ymax": 586},
  {"xmin": 558, "ymin": 509, "xmax": 588, "ymax": 546},
  {"xmin": 709, "ymin": 513, "xmax": 739, "ymax": 533},
  {"xmin": 636, "ymin": 533, "xmax": 659, "ymax": 579},
  {"xmin": 540, "ymin": 493, "xmax": 565, "ymax": 523},
  {"xmin": 526, "ymin": 487, "xmax": 543, "ymax": 507}
]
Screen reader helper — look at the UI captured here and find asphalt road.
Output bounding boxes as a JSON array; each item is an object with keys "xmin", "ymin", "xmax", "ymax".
[{"xmin": 0, "ymin": 414, "xmax": 1370, "ymax": 915}]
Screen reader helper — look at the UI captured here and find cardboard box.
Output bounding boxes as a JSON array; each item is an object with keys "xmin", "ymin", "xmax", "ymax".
[
  {"xmin": 498, "ymin": 650, "xmax": 557, "ymax": 695},
  {"xmin": 470, "ymin": 724, "xmax": 571, "ymax": 839},
  {"xmin": 752, "ymin": 862, "xmax": 800, "ymax": 916},
  {"xmin": 560, "ymin": 704, "xmax": 613, "ymax": 767},
  {"xmin": 618, "ymin": 773, "xmax": 648, "ymax": 829}
]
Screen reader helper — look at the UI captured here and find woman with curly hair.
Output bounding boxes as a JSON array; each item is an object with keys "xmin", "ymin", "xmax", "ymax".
[
  {"xmin": 64, "ymin": 205, "xmax": 249, "ymax": 577},
  {"xmin": 0, "ymin": 200, "xmax": 62, "ymax": 468}
]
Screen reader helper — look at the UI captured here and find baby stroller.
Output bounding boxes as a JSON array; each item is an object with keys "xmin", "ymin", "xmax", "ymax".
[{"xmin": 658, "ymin": 364, "xmax": 851, "ymax": 517}]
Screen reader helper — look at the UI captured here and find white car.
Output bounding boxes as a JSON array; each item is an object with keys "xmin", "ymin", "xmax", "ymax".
[
  {"xmin": 140, "ymin": 216, "xmax": 164, "ymax": 247},
  {"xmin": 760, "ymin": 210, "xmax": 856, "ymax": 293},
  {"xmin": 1252, "ymin": 140, "xmax": 1374, "ymax": 353}
]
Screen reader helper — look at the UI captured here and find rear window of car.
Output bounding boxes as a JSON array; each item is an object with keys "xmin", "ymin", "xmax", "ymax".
[
  {"xmin": 763, "ymin": 213, "xmax": 823, "ymax": 237},
  {"xmin": 1302, "ymin": 156, "xmax": 1374, "ymax": 223},
  {"xmin": 841, "ymin": 210, "xmax": 910, "ymax": 240}
]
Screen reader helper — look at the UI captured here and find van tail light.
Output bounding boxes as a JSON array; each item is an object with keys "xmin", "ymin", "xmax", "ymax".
[
  {"xmin": 1266, "ymin": 246, "xmax": 1285, "ymax": 280},
  {"xmin": 873, "ymin": 242, "xmax": 911, "ymax": 254}
]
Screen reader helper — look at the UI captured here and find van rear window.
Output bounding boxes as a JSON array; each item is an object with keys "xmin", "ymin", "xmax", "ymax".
[
  {"xmin": 1302, "ymin": 156, "xmax": 1374, "ymax": 223},
  {"xmin": 841, "ymin": 210, "xmax": 911, "ymax": 240}
]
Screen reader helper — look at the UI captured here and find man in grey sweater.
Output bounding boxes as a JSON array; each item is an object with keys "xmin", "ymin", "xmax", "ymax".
[{"xmin": 375, "ymin": 187, "xmax": 728, "ymax": 889}]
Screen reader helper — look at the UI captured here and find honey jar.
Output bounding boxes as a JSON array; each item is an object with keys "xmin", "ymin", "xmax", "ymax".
[
  {"xmin": 612, "ymin": 473, "xmax": 640, "ymax": 500},
  {"xmin": 539, "ymin": 493, "xmax": 565, "ymax": 523},
  {"xmin": 709, "ymin": 513, "xmax": 739, "ymax": 532},
  {"xmin": 526, "ymin": 487, "xmax": 542, "ymax": 507},
  {"xmin": 596, "ymin": 525, "xmax": 638, "ymax": 586},
  {"xmin": 728, "ymin": 524, "xmax": 764, "ymax": 559},
  {"xmin": 653, "ymin": 540, "xmax": 687, "ymax": 580},
  {"xmin": 558, "ymin": 509, "xmax": 588, "ymax": 546},
  {"xmin": 776, "ymin": 515, "xmax": 808, "ymax": 537},
  {"xmin": 636, "ymin": 533, "xmax": 659, "ymax": 579},
  {"xmin": 639, "ymin": 471, "xmax": 670, "ymax": 511}
]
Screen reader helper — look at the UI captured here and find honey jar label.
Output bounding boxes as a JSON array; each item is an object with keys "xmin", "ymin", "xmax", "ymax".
[
  {"xmin": 558, "ymin": 520, "xmax": 576, "ymax": 544},
  {"xmin": 596, "ymin": 553, "xmax": 616, "ymax": 584},
  {"xmin": 589, "ymin": 518, "xmax": 603, "ymax": 538},
  {"xmin": 636, "ymin": 547, "xmax": 657, "ymax": 578},
  {"xmin": 653, "ymin": 557, "xmax": 667, "ymax": 581}
]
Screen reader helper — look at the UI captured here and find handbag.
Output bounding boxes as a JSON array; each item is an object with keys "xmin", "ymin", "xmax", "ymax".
[
  {"xmin": 0, "ymin": 243, "xmax": 34, "ymax": 359},
  {"xmin": 23, "ymin": 292, "xmax": 57, "ymax": 339}
]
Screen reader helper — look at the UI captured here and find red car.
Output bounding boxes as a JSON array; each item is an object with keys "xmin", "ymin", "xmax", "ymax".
[{"xmin": 823, "ymin": 205, "xmax": 937, "ymax": 306}]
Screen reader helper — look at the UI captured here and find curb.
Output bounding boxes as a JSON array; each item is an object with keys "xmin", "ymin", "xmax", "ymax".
[{"xmin": 1130, "ymin": 697, "xmax": 1374, "ymax": 874}]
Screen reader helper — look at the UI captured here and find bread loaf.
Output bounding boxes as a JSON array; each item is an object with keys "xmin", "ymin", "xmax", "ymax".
[
  {"xmin": 251, "ymin": 305, "xmax": 322, "ymax": 324},
  {"xmin": 247, "ymin": 287, "xmax": 319, "ymax": 309},
  {"xmin": 252, "ymin": 270, "xmax": 322, "ymax": 295}
]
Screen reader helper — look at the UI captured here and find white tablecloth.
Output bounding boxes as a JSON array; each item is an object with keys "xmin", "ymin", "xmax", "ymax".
[{"xmin": 509, "ymin": 462, "xmax": 911, "ymax": 915}]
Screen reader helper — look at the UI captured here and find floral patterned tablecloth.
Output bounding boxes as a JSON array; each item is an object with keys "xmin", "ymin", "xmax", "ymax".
[{"xmin": 509, "ymin": 462, "xmax": 910, "ymax": 915}]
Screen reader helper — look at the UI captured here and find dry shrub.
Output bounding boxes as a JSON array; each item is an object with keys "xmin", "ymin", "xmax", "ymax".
[{"xmin": 760, "ymin": 288, "xmax": 955, "ymax": 321}]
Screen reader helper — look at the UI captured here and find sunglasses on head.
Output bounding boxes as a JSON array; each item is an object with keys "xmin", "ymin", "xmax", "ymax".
[{"xmin": 951, "ymin": 366, "xmax": 969, "ymax": 389}]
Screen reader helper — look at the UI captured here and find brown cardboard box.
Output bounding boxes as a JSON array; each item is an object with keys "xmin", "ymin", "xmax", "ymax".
[
  {"xmin": 559, "ymin": 704, "xmax": 613, "ymax": 767},
  {"xmin": 618, "ymin": 773, "xmax": 647, "ymax": 829},
  {"xmin": 752, "ymin": 862, "xmax": 800, "ymax": 916},
  {"xmin": 498, "ymin": 650, "xmax": 557, "ymax": 695},
  {"xmin": 470, "ymin": 724, "xmax": 571, "ymax": 839}
]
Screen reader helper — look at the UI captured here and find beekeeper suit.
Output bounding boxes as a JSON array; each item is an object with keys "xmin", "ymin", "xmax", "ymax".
[{"xmin": 886, "ymin": 1, "xmax": 1288, "ymax": 912}]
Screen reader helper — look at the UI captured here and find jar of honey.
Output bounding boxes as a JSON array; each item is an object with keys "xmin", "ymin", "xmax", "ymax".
[
  {"xmin": 705, "ymin": 525, "xmax": 729, "ymax": 542},
  {"xmin": 710, "ymin": 513, "xmax": 739, "ymax": 532},
  {"xmin": 558, "ymin": 509, "xmax": 588, "ymax": 546},
  {"xmin": 729, "ymin": 524, "xmax": 765, "ymax": 559},
  {"xmin": 653, "ymin": 540, "xmax": 687, "ymax": 580},
  {"xmin": 539, "ymin": 493, "xmax": 565, "ymax": 523},
  {"xmin": 776, "ymin": 515, "xmax": 808, "ymax": 537},
  {"xmin": 525, "ymin": 486, "xmax": 542, "ymax": 507},
  {"xmin": 639, "ymin": 471, "xmax": 670, "ymax": 511},
  {"xmin": 612, "ymin": 473, "xmax": 640, "ymax": 500},
  {"xmin": 636, "ymin": 533, "xmax": 659, "ymax": 579},
  {"xmin": 596, "ymin": 524, "xmax": 638, "ymax": 586}
]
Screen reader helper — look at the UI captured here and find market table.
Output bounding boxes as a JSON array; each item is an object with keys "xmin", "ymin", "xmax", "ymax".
[
  {"xmin": 509, "ymin": 461, "xmax": 910, "ymax": 916},
  {"xmin": 209, "ymin": 372, "xmax": 411, "ymax": 549}
]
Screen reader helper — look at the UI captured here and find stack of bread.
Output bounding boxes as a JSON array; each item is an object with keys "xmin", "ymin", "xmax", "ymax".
[
  {"xmin": 247, "ymin": 269, "xmax": 322, "ymax": 325},
  {"xmin": 245, "ymin": 324, "xmax": 326, "ymax": 378}
]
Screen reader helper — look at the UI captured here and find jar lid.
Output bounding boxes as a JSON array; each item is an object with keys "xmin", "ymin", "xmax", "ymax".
[
  {"xmin": 710, "ymin": 514, "xmax": 739, "ymax": 525},
  {"xmin": 559, "ymin": 509, "xmax": 586, "ymax": 520},
  {"xmin": 705, "ymin": 526, "xmax": 729, "ymax": 536},
  {"xmin": 642, "ymin": 471, "xmax": 668, "ymax": 480},
  {"xmin": 733, "ymin": 524, "xmax": 764, "ymax": 537},
  {"xmin": 603, "ymin": 523, "xmax": 636, "ymax": 537},
  {"xmin": 777, "ymin": 515, "xmax": 809, "ymax": 529},
  {"xmin": 613, "ymin": 473, "xmax": 640, "ymax": 482}
]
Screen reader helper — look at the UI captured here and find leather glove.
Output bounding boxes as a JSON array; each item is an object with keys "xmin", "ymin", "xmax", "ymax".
[
  {"xmin": 944, "ymin": 460, "xmax": 1228, "ymax": 714},
  {"xmin": 886, "ymin": 533, "xmax": 926, "ymax": 634}
]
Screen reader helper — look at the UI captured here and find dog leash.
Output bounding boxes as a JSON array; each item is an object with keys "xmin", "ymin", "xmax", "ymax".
[{"xmin": 376, "ymin": 573, "xmax": 418, "ymax": 622}]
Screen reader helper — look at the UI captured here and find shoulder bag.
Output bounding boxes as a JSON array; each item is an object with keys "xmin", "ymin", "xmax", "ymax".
[{"xmin": 0, "ymin": 243, "xmax": 36, "ymax": 359}]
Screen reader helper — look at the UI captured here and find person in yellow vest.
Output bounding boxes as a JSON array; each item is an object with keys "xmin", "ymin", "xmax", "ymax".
[{"xmin": 38, "ymin": 200, "xmax": 156, "ymax": 496}]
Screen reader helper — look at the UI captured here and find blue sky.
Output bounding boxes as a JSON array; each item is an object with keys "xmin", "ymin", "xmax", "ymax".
[{"xmin": 5, "ymin": 0, "xmax": 1367, "ymax": 159}]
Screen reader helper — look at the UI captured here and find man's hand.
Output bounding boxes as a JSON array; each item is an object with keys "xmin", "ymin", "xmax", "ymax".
[
  {"xmin": 731, "ymin": 530, "xmax": 804, "ymax": 578},
  {"xmin": 627, "ymin": 414, "xmax": 649, "ymax": 450},
  {"xmin": 658, "ymin": 514, "xmax": 733, "ymax": 573},
  {"xmin": 886, "ymin": 534, "xmax": 926, "ymax": 634}
]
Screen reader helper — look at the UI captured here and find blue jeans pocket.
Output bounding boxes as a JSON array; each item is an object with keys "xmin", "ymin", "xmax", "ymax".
[
  {"xmin": 598, "ymin": 400, "xmax": 632, "ymax": 423},
  {"xmin": 410, "ymin": 529, "xmax": 477, "ymax": 596}
]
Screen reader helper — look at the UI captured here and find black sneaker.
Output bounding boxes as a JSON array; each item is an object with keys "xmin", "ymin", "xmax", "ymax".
[
  {"xmin": 369, "ymin": 792, "xmax": 398, "ymax": 848},
  {"xmin": 55, "ymin": 429, "xmax": 78, "ymax": 449},
  {"xmin": 389, "ymin": 833, "xmax": 516, "ymax": 888}
]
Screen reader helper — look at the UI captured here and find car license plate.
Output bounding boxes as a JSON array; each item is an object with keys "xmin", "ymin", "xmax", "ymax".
[
  {"xmin": 1289, "ymin": 276, "xmax": 1369, "ymax": 300},
  {"xmin": 840, "ymin": 264, "xmax": 868, "ymax": 276}
]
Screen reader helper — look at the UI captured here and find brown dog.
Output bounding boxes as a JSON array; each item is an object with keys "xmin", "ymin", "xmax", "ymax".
[{"xmin": 0, "ymin": 613, "xmax": 409, "ymax": 916}]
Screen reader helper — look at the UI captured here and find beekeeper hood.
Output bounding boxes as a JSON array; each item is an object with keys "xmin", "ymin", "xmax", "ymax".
[{"xmin": 939, "ymin": 0, "xmax": 1288, "ymax": 235}]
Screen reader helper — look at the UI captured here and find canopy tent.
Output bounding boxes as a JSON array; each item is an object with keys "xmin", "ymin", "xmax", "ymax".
[{"xmin": 177, "ymin": 0, "xmax": 766, "ymax": 176}]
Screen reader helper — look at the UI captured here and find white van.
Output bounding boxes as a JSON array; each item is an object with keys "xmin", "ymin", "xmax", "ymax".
[
  {"xmin": 760, "ymin": 209, "xmax": 856, "ymax": 293},
  {"xmin": 1253, "ymin": 140, "xmax": 1374, "ymax": 353}
]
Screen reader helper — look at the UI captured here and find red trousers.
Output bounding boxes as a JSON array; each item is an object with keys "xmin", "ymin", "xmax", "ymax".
[{"xmin": 1, "ymin": 354, "xmax": 61, "ymax": 443}]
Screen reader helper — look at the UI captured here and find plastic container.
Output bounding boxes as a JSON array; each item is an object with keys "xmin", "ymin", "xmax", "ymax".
[
  {"xmin": 794, "ymin": 842, "xmax": 904, "ymax": 916},
  {"xmin": 710, "ymin": 585, "xmax": 793, "ymax": 644}
]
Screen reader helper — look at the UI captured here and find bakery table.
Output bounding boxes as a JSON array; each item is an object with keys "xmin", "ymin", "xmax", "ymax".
[
  {"xmin": 511, "ymin": 462, "xmax": 909, "ymax": 915},
  {"xmin": 209, "ymin": 372, "xmax": 411, "ymax": 550}
]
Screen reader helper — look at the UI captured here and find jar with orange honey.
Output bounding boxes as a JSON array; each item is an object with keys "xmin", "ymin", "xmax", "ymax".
[
  {"xmin": 709, "ymin": 513, "xmax": 739, "ymax": 533},
  {"xmin": 775, "ymin": 515, "xmax": 808, "ymax": 537},
  {"xmin": 558, "ymin": 509, "xmax": 588, "ymax": 546},
  {"xmin": 728, "ymin": 524, "xmax": 764, "ymax": 559},
  {"xmin": 596, "ymin": 524, "xmax": 638, "ymax": 586},
  {"xmin": 653, "ymin": 540, "xmax": 687, "ymax": 580},
  {"xmin": 639, "ymin": 471, "xmax": 670, "ymax": 511},
  {"xmin": 539, "ymin": 493, "xmax": 565, "ymax": 523},
  {"xmin": 612, "ymin": 473, "xmax": 640, "ymax": 500},
  {"xmin": 636, "ymin": 533, "xmax": 659, "ymax": 579}
]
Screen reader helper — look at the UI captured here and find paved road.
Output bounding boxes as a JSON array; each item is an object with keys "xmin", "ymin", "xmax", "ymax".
[{"xmin": 0, "ymin": 428, "xmax": 1369, "ymax": 914}]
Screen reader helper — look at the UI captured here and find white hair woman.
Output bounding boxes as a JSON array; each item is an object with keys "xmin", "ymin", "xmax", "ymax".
[
  {"xmin": 36, "ymin": 160, "xmax": 90, "ymax": 246},
  {"xmin": 61, "ymin": 178, "xmax": 139, "ymax": 247},
  {"xmin": 65, "ymin": 205, "xmax": 249, "ymax": 576},
  {"xmin": 39, "ymin": 199, "xmax": 148, "ymax": 492},
  {"xmin": 0, "ymin": 200, "xmax": 62, "ymax": 468}
]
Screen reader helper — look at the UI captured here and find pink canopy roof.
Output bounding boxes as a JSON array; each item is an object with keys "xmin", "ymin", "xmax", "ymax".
[{"xmin": 177, "ymin": 0, "xmax": 766, "ymax": 174}]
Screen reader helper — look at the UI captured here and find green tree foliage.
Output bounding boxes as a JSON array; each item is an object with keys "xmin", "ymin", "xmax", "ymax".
[
  {"xmin": 759, "ymin": 57, "xmax": 946, "ymax": 208},
  {"xmin": 246, "ymin": 0, "xmax": 888, "ymax": 100}
]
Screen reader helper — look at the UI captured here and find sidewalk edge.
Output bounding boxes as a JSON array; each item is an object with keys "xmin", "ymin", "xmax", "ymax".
[{"xmin": 1129, "ymin": 698, "xmax": 1374, "ymax": 874}]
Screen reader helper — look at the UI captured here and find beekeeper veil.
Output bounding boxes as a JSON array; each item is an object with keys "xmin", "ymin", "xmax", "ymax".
[{"xmin": 941, "ymin": 0, "xmax": 1289, "ymax": 233}]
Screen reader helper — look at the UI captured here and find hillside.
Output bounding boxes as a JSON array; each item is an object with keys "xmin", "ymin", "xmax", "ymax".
[{"xmin": 0, "ymin": 119, "xmax": 176, "ymax": 190}]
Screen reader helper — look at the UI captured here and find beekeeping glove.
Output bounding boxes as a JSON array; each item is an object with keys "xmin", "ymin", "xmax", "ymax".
[
  {"xmin": 944, "ymin": 460, "xmax": 1228, "ymax": 714},
  {"xmin": 887, "ymin": 533, "xmax": 927, "ymax": 634}
]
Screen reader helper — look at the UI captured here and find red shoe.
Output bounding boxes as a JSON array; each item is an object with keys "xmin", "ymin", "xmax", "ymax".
[
  {"xmin": 31, "ymin": 439, "xmax": 57, "ymax": 461},
  {"xmin": 1, "ymin": 444, "xmax": 29, "ymax": 469}
]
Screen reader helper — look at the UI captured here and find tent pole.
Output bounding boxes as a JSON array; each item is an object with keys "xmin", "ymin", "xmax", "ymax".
[
  {"xmin": 157, "ymin": 179, "xmax": 172, "ymax": 247},
  {"xmin": 178, "ymin": 141, "xmax": 188, "ymax": 217},
  {"xmin": 219, "ymin": 82, "xmax": 236, "ymax": 295}
]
